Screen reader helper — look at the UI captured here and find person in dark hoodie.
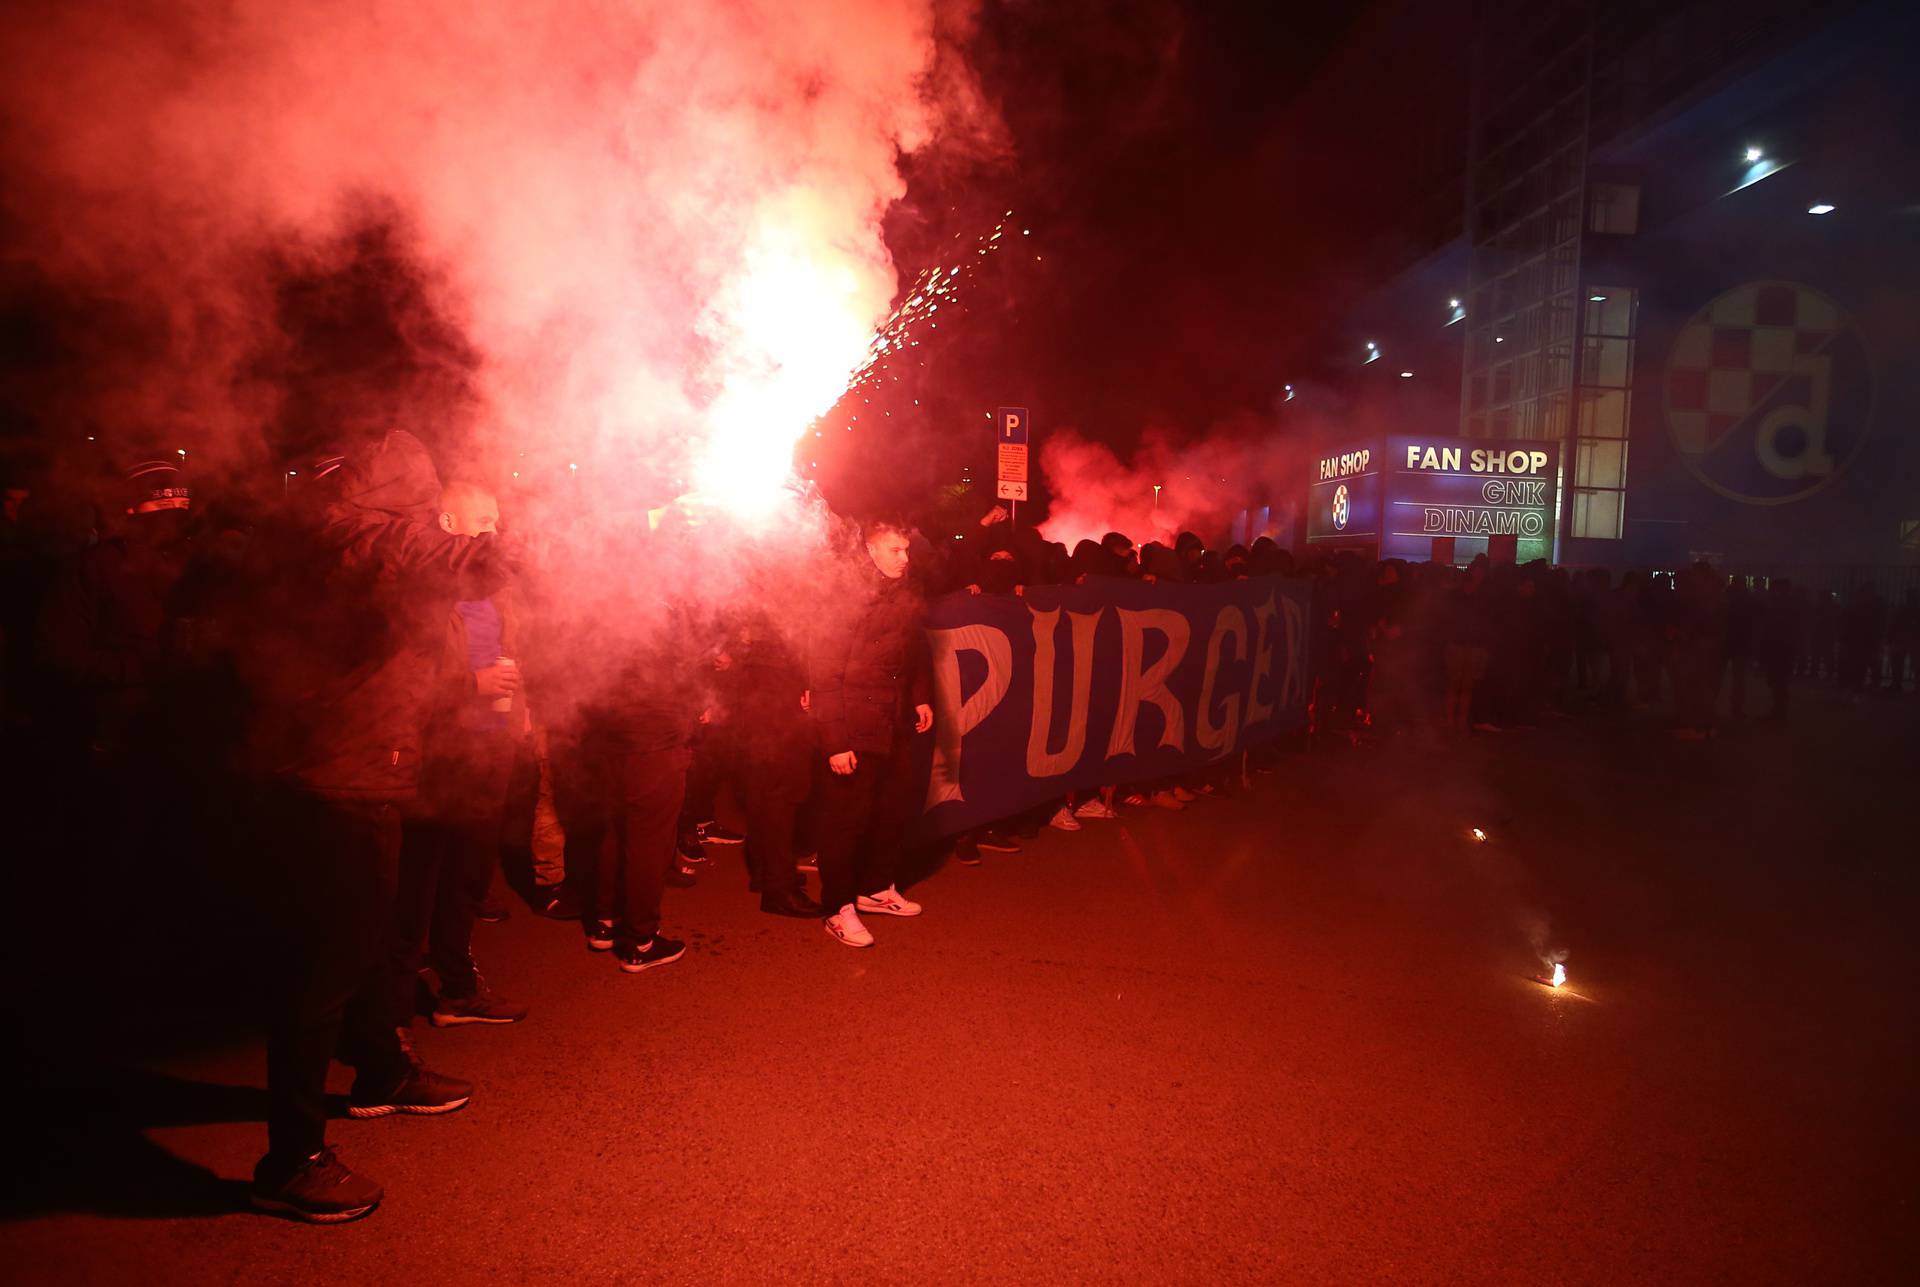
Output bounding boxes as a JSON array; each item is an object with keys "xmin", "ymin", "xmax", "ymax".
[
  {"xmin": 234, "ymin": 430, "xmax": 520, "ymax": 1224},
  {"xmin": 565, "ymin": 518, "xmax": 712, "ymax": 974},
  {"xmin": 36, "ymin": 460, "xmax": 198, "ymax": 881},
  {"xmin": 809, "ymin": 515, "xmax": 933, "ymax": 948},
  {"xmin": 725, "ymin": 586, "xmax": 823, "ymax": 919},
  {"xmin": 393, "ymin": 480, "xmax": 529, "ymax": 1029}
]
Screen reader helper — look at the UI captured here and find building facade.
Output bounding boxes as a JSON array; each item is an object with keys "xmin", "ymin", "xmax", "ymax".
[{"xmin": 1324, "ymin": 0, "xmax": 1918, "ymax": 582}]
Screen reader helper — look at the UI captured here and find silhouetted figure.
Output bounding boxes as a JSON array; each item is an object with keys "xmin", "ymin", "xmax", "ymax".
[
  {"xmin": 233, "ymin": 430, "xmax": 518, "ymax": 1223},
  {"xmin": 1758, "ymin": 579, "xmax": 1802, "ymax": 718},
  {"xmin": 1839, "ymin": 584, "xmax": 1887, "ymax": 696},
  {"xmin": 392, "ymin": 481, "xmax": 529, "ymax": 1029},
  {"xmin": 1722, "ymin": 579, "xmax": 1757, "ymax": 719},
  {"xmin": 35, "ymin": 460, "xmax": 196, "ymax": 919},
  {"xmin": 1888, "ymin": 589, "xmax": 1920, "ymax": 694}
]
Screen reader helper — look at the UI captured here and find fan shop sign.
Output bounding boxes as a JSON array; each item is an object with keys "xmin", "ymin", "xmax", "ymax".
[
  {"xmin": 919, "ymin": 575, "xmax": 1311, "ymax": 836},
  {"xmin": 1308, "ymin": 433, "xmax": 1557, "ymax": 563},
  {"xmin": 1396, "ymin": 440, "xmax": 1554, "ymax": 542}
]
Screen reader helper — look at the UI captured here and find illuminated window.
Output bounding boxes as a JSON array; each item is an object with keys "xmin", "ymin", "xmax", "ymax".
[
  {"xmin": 1572, "ymin": 488, "xmax": 1625, "ymax": 538},
  {"xmin": 1570, "ymin": 284, "xmax": 1636, "ymax": 539},
  {"xmin": 1582, "ymin": 287, "xmax": 1637, "ymax": 338},
  {"xmin": 1580, "ymin": 336, "xmax": 1633, "ymax": 387}
]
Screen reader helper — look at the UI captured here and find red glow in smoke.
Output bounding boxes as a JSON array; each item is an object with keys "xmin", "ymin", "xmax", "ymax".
[
  {"xmin": 1, "ymin": 0, "xmax": 993, "ymax": 524},
  {"xmin": 1037, "ymin": 415, "xmax": 1308, "ymax": 549}
]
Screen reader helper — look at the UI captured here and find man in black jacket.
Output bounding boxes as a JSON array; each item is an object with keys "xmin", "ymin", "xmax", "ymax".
[
  {"xmin": 234, "ymin": 430, "xmax": 520, "ymax": 1223},
  {"xmin": 726, "ymin": 597, "xmax": 823, "ymax": 919},
  {"xmin": 809, "ymin": 517, "xmax": 933, "ymax": 948},
  {"xmin": 393, "ymin": 481, "xmax": 529, "ymax": 1028}
]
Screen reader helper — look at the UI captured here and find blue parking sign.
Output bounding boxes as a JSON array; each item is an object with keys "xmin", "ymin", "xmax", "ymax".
[{"xmin": 998, "ymin": 407, "xmax": 1029, "ymax": 444}]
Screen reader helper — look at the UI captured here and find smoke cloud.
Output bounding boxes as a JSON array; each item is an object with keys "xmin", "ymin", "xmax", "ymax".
[
  {"xmin": 0, "ymin": 0, "xmax": 988, "ymax": 526},
  {"xmin": 1035, "ymin": 413, "xmax": 1308, "ymax": 549}
]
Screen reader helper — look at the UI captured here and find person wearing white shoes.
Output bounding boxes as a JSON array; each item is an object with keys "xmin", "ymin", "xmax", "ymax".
[
  {"xmin": 1074, "ymin": 791, "xmax": 1118, "ymax": 820},
  {"xmin": 809, "ymin": 516, "xmax": 933, "ymax": 947}
]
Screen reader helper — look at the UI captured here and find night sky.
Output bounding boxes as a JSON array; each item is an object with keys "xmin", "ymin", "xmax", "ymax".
[{"xmin": 814, "ymin": 0, "xmax": 1408, "ymax": 514}]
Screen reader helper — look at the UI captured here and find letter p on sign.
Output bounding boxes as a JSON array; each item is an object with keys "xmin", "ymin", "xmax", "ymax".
[{"xmin": 998, "ymin": 407, "xmax": 1029, "ymax": 445}]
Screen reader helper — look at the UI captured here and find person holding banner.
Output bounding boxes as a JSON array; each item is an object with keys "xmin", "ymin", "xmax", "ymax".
[{"xmin": 808, "ymin": 517, "xmax": 933, "ymax": 948}]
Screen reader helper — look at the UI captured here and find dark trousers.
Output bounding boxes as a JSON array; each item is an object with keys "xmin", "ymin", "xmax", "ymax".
[
  {"xmin": 592, "ymin": 745, "xmax": 689, "ymax": 947},
  {"xmin": 816, "ymin": 738, "xmax": 917, "ymax": 913},
  {"xmin": 740, "ymin": 748, "xmax": 807, "ymax": 894},
  {"xmin": 679, "ymin": 725, "xmax": 729, "ymax": 835},
  {"xmin": 261, "ymin": 789, "xmax": 404, "ymax": 1163},
  {"xmin": 547, "ymin": 725, "xmax": 602, "ymax": 895},
  {"xmin": 1763, "ymin": 653, "xmax": 1792, "ymax": 716},
  {"xmin": 394, "ymin": 817, "xmax": 493, "ymax": 999},
  {"xmin": 1722, "ymin": 653, "xmax": 1751, "ymax": 718},
  {"xmin": 393, "ymin": 732, "xmax": 515, "ymax": 999}
]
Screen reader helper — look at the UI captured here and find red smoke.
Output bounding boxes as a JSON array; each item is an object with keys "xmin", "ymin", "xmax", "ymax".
[
  {"xmin": 1037, "ymin": 413, "xmax": 1308, "ymax": 549},
  {"xmin": 0, "ymin": 0, "xmax": 990, "ymax": 522}
]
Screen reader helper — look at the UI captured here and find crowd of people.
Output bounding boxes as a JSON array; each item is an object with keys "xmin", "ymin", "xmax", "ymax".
[{"xmin": 2, "ymin": 436, "xmax": 1915, "ymax": 1226}]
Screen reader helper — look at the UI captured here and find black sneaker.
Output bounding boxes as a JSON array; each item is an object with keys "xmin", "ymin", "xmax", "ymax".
[
  {"xmin": 698, "ymin": 822, "xmax": 745, "ymax": 845},
  {"xmin": 585, "ymin": 919, "xmax": 616, "ymax": 951},
  {"xmin": 795, "ymin": 852, "xmax": 819, "ymax": 873},
  {"xmin": 251, "ymin": 1147, "xmax": 382, "ymax": 1224},
  {"xmin": 666, "ymin": 861, "xmax": 697, "ymax": 888},
  {"xmin": 614, "ymin": 935, "xmax": 686, "ymax": 973},
  {"xmin": 474, "ymin": 894, "xmax": 510, "ymax": 924},
  {"xmin": 533, "ymin": 883, "xmax": 583, "ymax": 920},
  {"xmin": 759, "ymin": 888, "xmax": 824, "ymax": 918},
  {"xmin": 347, "ymin": 1032, "xmax": 473, "ymax": 1118},
  {"xmin": 952, "ymin": 837, "xmax": 982, "ymax": 866},
  {"xmin": 676, "ymin": 836, "xmax": 708, "ymax": 864},
  {"xmin": 430, "ymin": 975, "xmax": 529, "ymax": 1027},
  {"xmin": 976, "ymin": 831, "xmax": 1021, "ymax": 853}
]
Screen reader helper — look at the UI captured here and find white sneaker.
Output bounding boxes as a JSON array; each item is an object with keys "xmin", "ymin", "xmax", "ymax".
[
  {"xmin": 1048, "ymin": 806, "xmax": 1082, "ymax": 831},
  {"xmin": 1074, "ymin": 798, "xmax": 1117, "ymax": 819},
  {"xmin": 824, "ymin": 905, "xmax": 874, "ymax": 947},
  {"xmin": 855, "ymin": 885, "xmax": 922, "ymax": 917}
]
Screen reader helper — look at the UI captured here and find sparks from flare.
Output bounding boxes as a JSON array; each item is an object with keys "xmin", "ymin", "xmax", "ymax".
[
  {"xmin": 844, "ymin": 213, "xmax": 1016, "ymax": 398},
  {"xmin": 692, "ymin": 213, "xmax": 1020, "ymax": 520}
]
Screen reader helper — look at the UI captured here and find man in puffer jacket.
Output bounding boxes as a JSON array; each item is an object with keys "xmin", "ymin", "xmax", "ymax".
[
  {"xmin": 808, "ymin": 516, "xmax": 933, "ymax": 948},
  {"xmin": 234, "ymin": 430, "xmax": 521, "ymax": 1224}
]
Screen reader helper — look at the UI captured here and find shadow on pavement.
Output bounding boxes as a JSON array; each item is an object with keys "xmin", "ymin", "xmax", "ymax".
[{"xmin": 0, "ymin": 1059, "xmax": 268, "ymax": 1221}]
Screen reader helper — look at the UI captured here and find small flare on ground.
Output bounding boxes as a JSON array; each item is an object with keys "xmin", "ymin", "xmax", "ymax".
[{"xmin": 1471, "ymin": 827, "xmax": 1488, "ymax": 842}]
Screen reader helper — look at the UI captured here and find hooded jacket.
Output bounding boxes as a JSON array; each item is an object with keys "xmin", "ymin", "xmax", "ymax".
[
  {"xmin": 235, "ymin": 431, "xmax": 520, "ymax": 800},
  {"xmin": 807, "ymin": 556, "xmax": 930, "ymax": 757}
]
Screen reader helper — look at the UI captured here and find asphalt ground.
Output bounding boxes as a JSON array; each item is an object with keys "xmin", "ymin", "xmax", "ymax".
[{"xmin": 2, "ymin": 686, "xmax": 1914, "ymax": 1284}]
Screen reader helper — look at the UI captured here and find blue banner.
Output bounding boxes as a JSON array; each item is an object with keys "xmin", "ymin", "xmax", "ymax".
[{"xmin": 919, "ymin": 575, "xmax": 1312, "ymax": 836}]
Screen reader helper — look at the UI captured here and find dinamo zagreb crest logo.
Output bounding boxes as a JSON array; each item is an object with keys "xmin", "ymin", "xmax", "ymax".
[
  {"xmin": 1331, "ymin": 483, "xmax": 1350, "ymax": 531},
  {"xmin": 1663, "ymin": 281, "xmax": 1873, "ymax": 504}
]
